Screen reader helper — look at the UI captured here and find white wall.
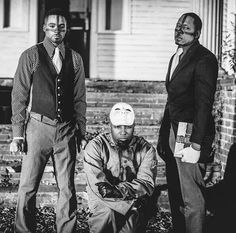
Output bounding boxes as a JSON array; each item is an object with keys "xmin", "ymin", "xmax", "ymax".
[
  {"xmin": 90, "ymin": 0, "xmax": 194, "ymax": 81},
  {"xmin": 0, "ymin": 0, "xmax": 37, "ymax": 78}
]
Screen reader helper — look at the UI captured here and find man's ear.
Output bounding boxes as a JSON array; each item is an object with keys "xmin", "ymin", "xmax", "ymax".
[
  {"xmin": 43, "ymin": 24, "xmax": 46, "ymax": 32},
  {"xmin": 194, "ymin": 30, "xmax": 201, "ymax": 39}
]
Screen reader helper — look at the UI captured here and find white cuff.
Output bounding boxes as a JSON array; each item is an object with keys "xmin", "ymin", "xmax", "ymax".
[{"xmin": 13, "ymin": 137, "xmax": 24, "ymax": 140}]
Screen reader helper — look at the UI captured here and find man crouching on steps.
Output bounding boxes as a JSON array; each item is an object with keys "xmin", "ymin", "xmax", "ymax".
[{"xmin": 84, "ymin": 102, "xmax": 158, "ymax": 233}]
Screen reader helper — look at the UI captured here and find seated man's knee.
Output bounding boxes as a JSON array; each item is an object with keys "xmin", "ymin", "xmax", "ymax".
[{"xmin": 89, "ymin": 205, "xmax": 116, "ymax": 233}]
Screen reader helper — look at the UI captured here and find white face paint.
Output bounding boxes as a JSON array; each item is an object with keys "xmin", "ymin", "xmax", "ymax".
[
  {"xmin": 43, "ymin": 15, "xmax": 67, "ymax": 46},
  {"xmin": 174, "ymin": 15, "xmax": 200, "ymax": 47}
]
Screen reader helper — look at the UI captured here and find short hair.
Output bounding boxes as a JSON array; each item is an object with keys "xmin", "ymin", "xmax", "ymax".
[
  {"xmin": 44, "ymin": 8, "xmax": 69, "ymax": 23},
  {"xmin": 182, "ymin": 12, "xmax": 202, "ymax": 32}
]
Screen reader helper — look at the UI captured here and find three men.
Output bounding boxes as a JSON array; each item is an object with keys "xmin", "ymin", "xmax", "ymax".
[
  {"xmin": 84, "ymin": 102, "xmax": 158, "ymax": 233},
  {"xmin": 9, "ymin": 6, "xmax": 219, "ymax": 233},
  {"xmin": 10, "ymin": 8, "xmax": 87, "ymax": 233},
  {"xmin": 157, "ymin": 13, "xmax": 218, "ymax": 233}
]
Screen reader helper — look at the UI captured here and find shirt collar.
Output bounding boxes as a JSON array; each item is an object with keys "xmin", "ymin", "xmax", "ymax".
[{"xmin": 43, "ymin": 37, "xmax": 65, "ymax": 59}]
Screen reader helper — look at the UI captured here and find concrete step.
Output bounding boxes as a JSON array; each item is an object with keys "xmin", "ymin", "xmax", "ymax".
[
  {"xmin": 86, "ymin": 107, "xmax": 163, "ymax": 125},
  {"xmin": 0, "ymin": 165, "xmax": 169, "ymax": 210},
  {"xmin": 0, "ymin": 86, "xmax": 168, "ymax": 210}
]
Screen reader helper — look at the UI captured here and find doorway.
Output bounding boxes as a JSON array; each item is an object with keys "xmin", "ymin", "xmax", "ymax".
[{"xmin": 68, "ymin": 0, "xmax": 91, "ymax": 77}]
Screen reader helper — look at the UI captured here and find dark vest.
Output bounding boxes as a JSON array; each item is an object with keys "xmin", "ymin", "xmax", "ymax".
[{"xmin": 31, "ymin": 43, "xmax": 74, "ymax": 121}]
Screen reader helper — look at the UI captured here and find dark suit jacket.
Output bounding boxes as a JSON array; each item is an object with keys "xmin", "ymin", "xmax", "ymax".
[{"xmin": 158, "ymin": 41, "xmax": 218, "ymax": 161}]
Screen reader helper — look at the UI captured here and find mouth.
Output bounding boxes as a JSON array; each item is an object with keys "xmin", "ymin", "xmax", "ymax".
[
  {"xmin": 118, "ymin": 138, "xmax": 128, "ymax": 141},
  {"xmin": 175, "ymin": 36, "xmax": 182, "ymax": 41}
]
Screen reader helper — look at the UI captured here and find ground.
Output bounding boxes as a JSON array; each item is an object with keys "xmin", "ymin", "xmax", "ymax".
[{"xmin": 0, "ymin": 206, "xmax": 173, "ymax": 233}]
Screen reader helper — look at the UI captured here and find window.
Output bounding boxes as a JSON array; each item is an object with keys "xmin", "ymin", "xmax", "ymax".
[
  {"xmin": 3, "ymin": 0, "xmax": 10, "ymax": 28},
  {"xmin": 98, "ymin": 0, "xmax": 130, "ymax": 33},
  {"xmin": 0, "ymin": 0, "xmax": 29, "ymax": 31}
]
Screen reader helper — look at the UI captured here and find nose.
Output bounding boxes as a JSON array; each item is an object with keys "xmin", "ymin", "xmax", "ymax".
[
  {"xmin": 175, "ymin": 27, "xmax": 184, "ymax": 35},
  {"xmin": 52, "ymin": 25, "xmax": 64, "ymax": 33},
  {"xmin": 120, "ymin": 126, "xmax": 127, "ymax": 135},
  {"xmin": 54, "ymin": 26, "xmax": 60, "ymax": 32}
]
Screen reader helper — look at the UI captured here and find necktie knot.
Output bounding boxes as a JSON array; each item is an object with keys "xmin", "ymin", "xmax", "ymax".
[
  {"xmin": 176, "ymin": 47, "xmax": 183, "ymax": 56},
  {"xmin": 52, "ymin": 47, "xmax": 62, "ymax": 74}
]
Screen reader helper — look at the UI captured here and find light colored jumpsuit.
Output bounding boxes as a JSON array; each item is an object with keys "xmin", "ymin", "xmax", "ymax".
[{"xmin": 84, "ymin": 132, "xmax": 158, "ymax": 233}]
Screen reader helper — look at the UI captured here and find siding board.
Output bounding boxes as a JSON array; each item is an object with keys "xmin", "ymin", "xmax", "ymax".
[{"xmin": 95, "ymin": 0, "xmax": 192, "ymax": 80}]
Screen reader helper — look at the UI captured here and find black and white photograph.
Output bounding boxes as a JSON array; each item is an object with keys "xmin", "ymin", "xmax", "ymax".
[{"xmin": 0, "ymin": 0, "xmax": 235, "ymax": 232}]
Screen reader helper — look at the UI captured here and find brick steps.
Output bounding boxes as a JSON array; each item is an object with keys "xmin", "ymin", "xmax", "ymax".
[
  {"xmin": 0, "ymin": 166, "xmax": 168, "ymax": 210},
  {"xmin": 0, "ymin": 86, "xmax": 169, "ymax": 209}
]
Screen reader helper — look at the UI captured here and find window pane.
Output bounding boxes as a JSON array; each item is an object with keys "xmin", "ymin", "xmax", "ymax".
[
  {"xmin": 3, "ymin": 0, "xmax": 10, "ymax": 27},
  {"xmin": 10, "ymin": 0, "xmax": 23, "ymax": 28},
  {"xmin": 98, "ymin": 0, "xmax": 129, "ymax": 33},
  {"xmin": 105, "ymin": 0, "xmax": 123, "ymax": 30}
]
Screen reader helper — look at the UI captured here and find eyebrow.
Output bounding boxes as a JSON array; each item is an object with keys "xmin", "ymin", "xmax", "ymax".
[
  {"xmin": 48, "ymin": 23, "xmax": 65, "ymax": 26},
  {"xmin": 114, "ymin": 108, "xmax": 131, "ymax": 112}
]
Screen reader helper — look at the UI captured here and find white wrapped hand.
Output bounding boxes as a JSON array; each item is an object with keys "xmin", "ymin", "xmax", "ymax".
[{"xmin": 177, "ymin": 144, "xmax": 200, "ymax": 164}]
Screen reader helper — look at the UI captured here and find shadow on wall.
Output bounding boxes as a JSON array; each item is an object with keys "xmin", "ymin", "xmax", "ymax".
[{"xmin": 206, "ymin": 143, "xmax": 236, "ymax": 233}]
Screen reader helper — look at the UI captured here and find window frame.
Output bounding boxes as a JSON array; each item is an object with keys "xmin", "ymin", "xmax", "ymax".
[
  {"xmin": 97, "ymin": 0, "xmax": 131, "ymax": 34},
  {"xmin": 0, "ymin": 0, "xmax": 29, "ymax": 32}
]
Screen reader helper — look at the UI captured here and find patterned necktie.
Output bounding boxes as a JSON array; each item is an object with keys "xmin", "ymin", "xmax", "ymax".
[
  {"xmin": 170, "ymin": 47, "xmax": 183, "ymax": 79},
  {"xmin": 52, "ymin": 47, "xmax": 62, "ymax": 74}
]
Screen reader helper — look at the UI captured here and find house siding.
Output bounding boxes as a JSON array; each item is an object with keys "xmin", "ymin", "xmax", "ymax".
[
  {"xmin": 94, "ymin": 0, "xmax": 193, "ymax": 81},
  {"xmin": 0, "ymin": 32, "xmax": 32, "ymax": 77},
  {"xmin": 0, "ymin": 0, "xmax": 37, "ymax": 78}
]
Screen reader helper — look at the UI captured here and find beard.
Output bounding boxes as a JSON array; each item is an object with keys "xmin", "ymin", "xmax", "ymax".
[{"xmin": 116, "ymin": 139, "xmax": 131, "ymax": 149}]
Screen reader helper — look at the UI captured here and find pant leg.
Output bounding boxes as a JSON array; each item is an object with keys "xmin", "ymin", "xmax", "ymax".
[
  {"xmin": 119, "ymin": 208, "xmax": 142, "ymax": 233},
  {"xmin": 165, "ymin": 124, "xmax": 206, "ymax": 233},
  {"xmin": 88, "ymin": 202, "xmax": 117, "ymax": 233},
  {"xmin": 165, "ymin": 157, "xmax": 186, "ymax": 233},
  {"xmin": 176, "ymin": 158, "xmax": 206, "ymax": 233},
  {"xmin": 15, "ymin": 118, "xmax": 53, "ymax": 233},
  {"xmin": 53, "ymin": 122, "xmax": 77, "ymax": 233}
]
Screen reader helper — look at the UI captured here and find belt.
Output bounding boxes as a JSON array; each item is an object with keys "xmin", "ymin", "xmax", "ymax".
[{"xmin": 30, "ymin": 112, "xmax": 62, "ymax": 126}]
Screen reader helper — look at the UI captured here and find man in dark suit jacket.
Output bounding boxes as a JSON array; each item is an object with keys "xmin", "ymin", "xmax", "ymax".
[{"xmin": 157, "ymin": 13, "xmax": 218, "ymax": 233}]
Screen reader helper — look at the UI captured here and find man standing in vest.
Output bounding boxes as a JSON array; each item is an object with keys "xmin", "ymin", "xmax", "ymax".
[{"xmin": 10, "ymin": 8, "xmax": 87, "ymax": 233}]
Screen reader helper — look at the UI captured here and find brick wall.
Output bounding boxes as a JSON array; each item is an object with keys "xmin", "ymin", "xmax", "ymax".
[{"xmin": 213, "ymin": 73, "xmax": 236, "ymax": 174}]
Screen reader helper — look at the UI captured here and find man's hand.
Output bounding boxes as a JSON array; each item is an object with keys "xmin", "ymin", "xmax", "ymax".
[
  {"xmin": 10, "ymin": 139, "xmax": 25, "ymax": 154},
  {"xmin": 176, "ymin": 145, "xmax": 200, "ymax": 164},
  {"xmin": 76, "ymin": 137, "xmax": 87, "ymax": 153},
  {"xmin": 95, "ymin": 182, "xmax": 122, "ymax": 198},
  {"xmin": 132, "ymin": 196, "xmax": 147, "ymax": 210}
]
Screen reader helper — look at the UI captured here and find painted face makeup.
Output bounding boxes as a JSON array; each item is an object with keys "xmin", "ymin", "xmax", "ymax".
[
  {"xmin": 174, "ymin": 15, "xmax": 197, "ymax": 47},
  {"xmin": 43, "ymin": 15, "xmax": 67, "ymax": 45}
]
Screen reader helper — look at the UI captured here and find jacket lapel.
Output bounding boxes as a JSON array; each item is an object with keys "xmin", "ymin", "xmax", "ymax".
[
  {"xmin": 166, "ymin": 55, "xmax": 174, "ymax": 85},
  {"xmin": 168, "ymin": 41, "xmax": 200, "ymax": 83}
]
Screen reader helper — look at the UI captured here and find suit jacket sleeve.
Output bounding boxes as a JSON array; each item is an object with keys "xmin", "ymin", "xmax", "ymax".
[
  {"xmin": 11, "ymin": 48, "xmax": 36, "ymax": 138},
  {"xmin": 72, "ymin": 51, "xmax": 87, "ymax": 137},
  {"xmin": 190, "ymin": 53, "xmax": 218, "ymax": 145}
]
